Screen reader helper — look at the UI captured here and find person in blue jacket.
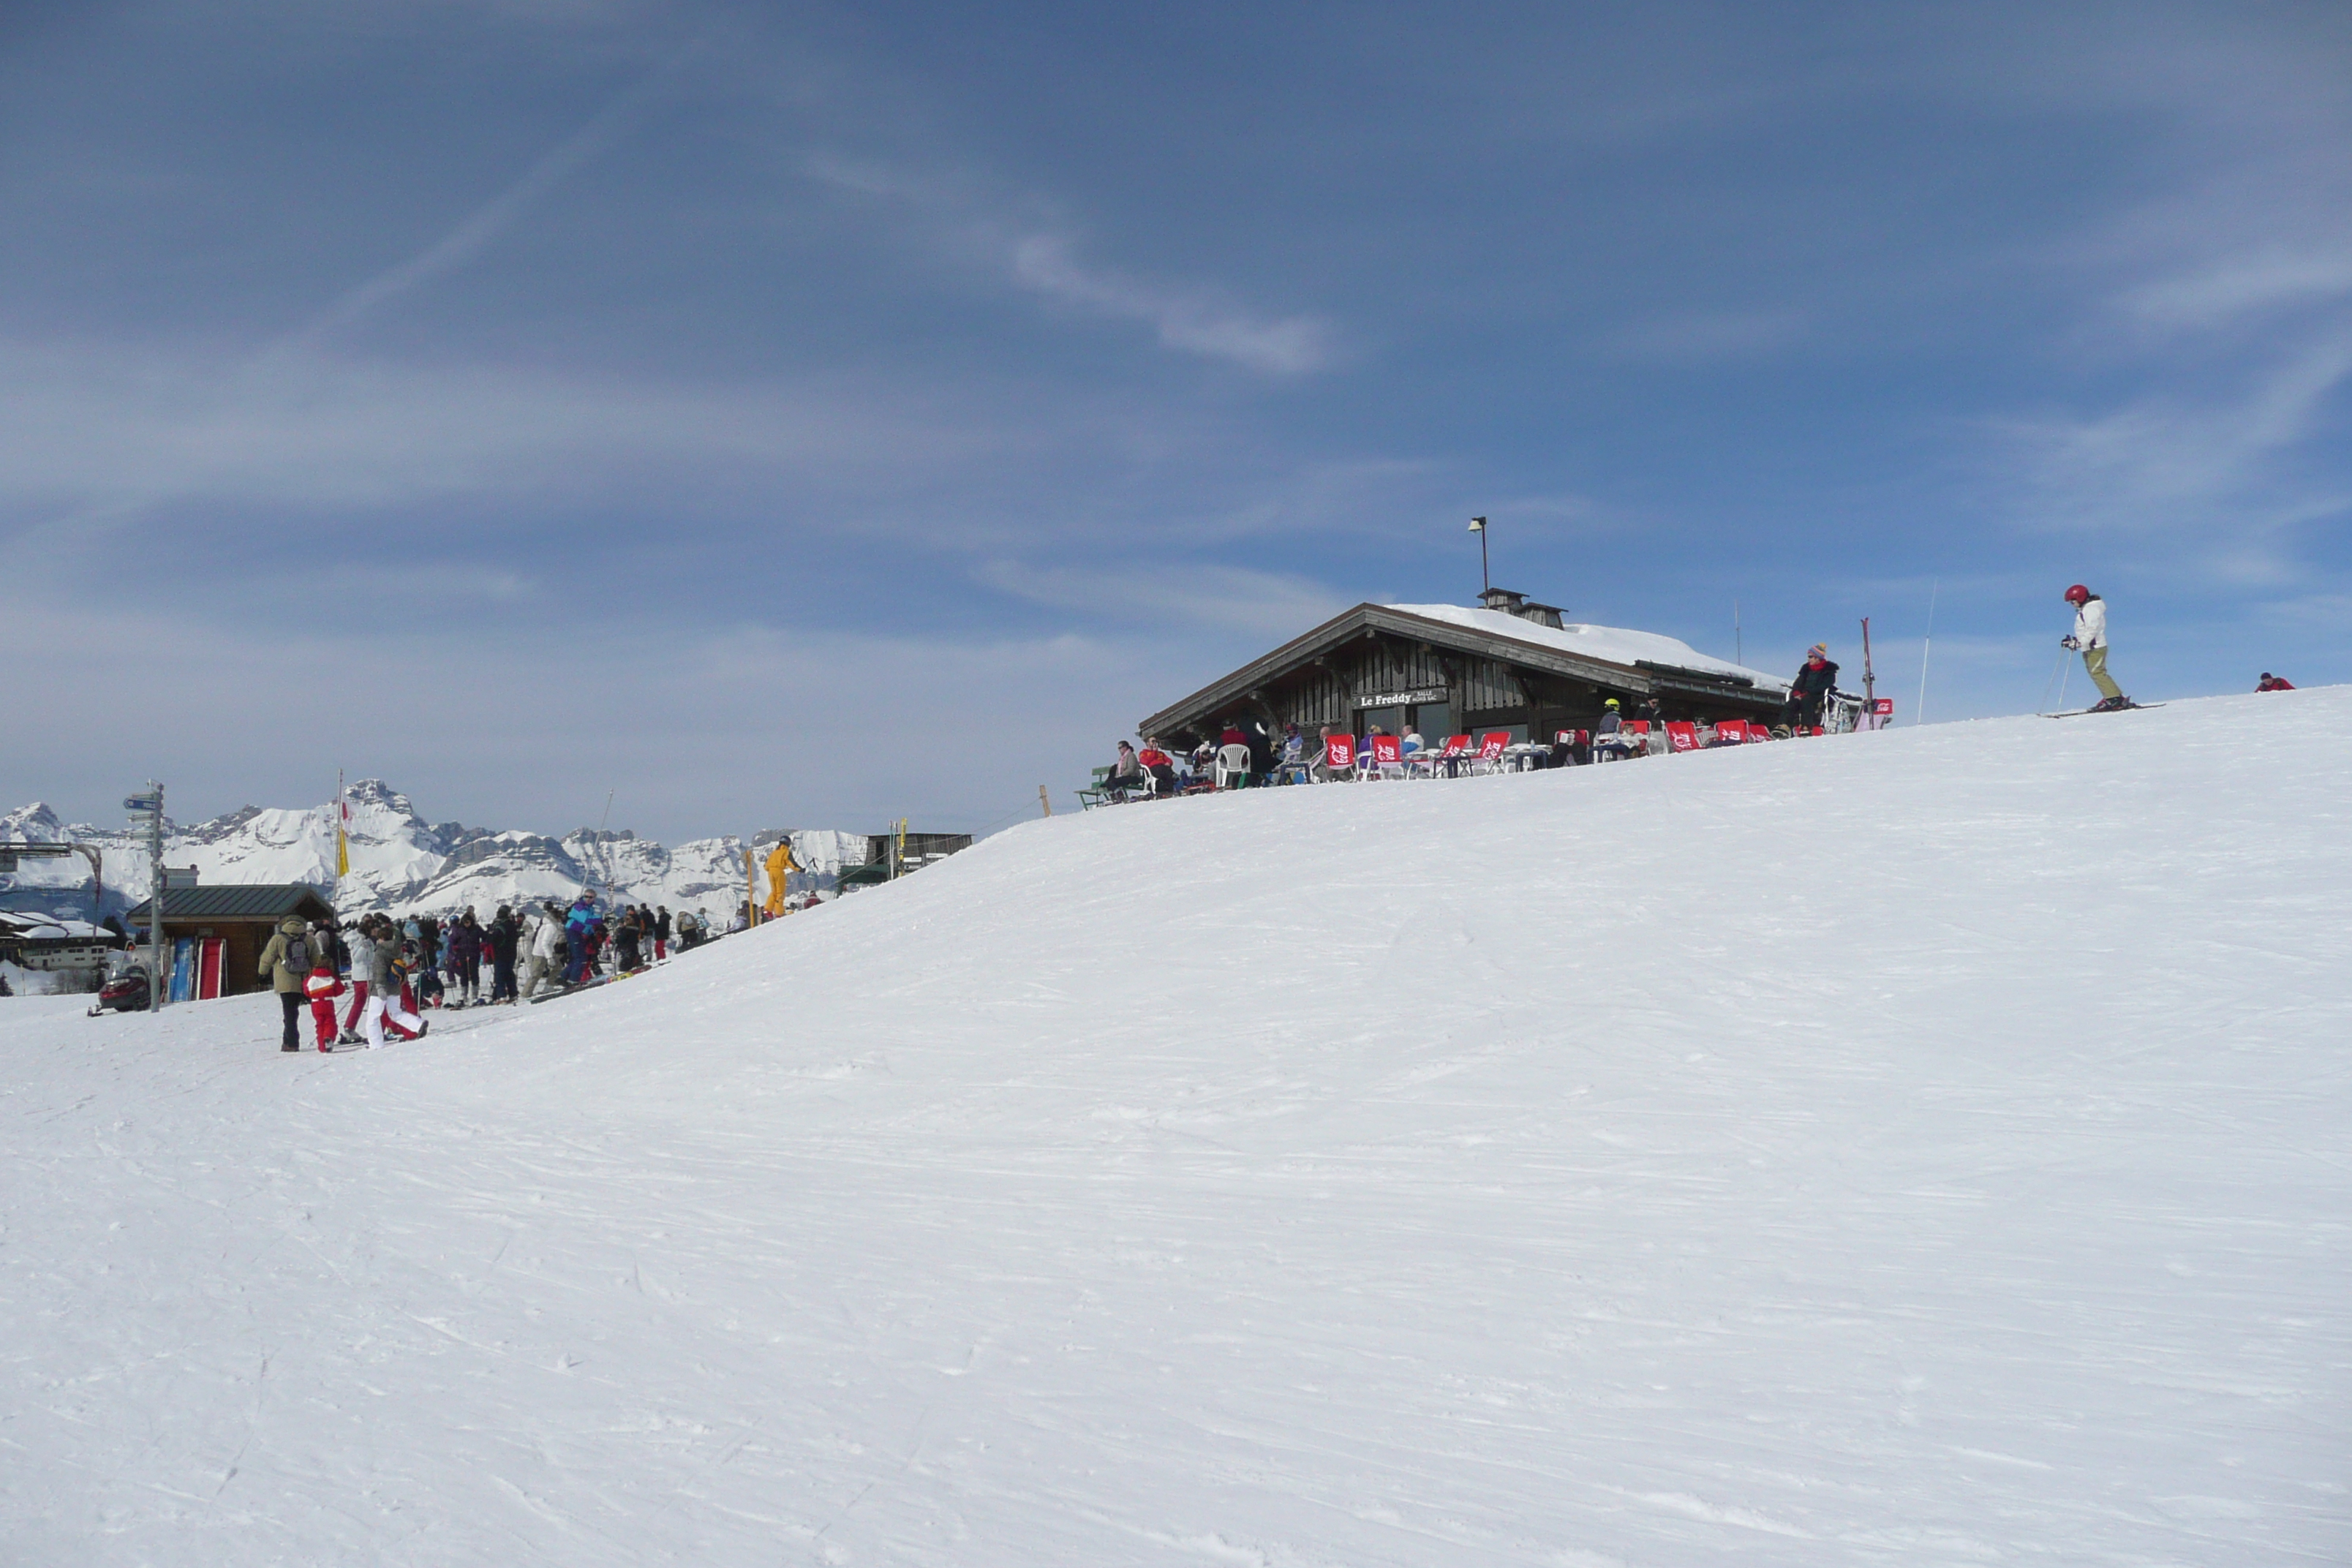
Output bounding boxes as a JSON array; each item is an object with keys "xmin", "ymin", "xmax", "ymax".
[{"xmin": 562, "ymin": 893, "xmax": 600, "ymax": 986}]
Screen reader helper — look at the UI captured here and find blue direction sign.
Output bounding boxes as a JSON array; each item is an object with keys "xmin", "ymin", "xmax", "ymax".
[{"xmin": 124, "ymin": 795, "xmax": 160, "ymax": 813}]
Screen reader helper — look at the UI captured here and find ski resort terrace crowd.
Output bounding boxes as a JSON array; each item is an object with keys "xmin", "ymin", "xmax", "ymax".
[
  {"xmin": 256, "ymin": 894, "xmax": 720, "ymax": 1052},
  {"xmin": 1084, "ymin": 645, "xmax": 1859, "ymax": 807}
]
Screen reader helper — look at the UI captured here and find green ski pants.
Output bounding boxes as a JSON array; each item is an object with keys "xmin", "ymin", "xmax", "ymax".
[{"xmin": 2083, "ymin": 645, "xmax": 2123, "ymax": 702}]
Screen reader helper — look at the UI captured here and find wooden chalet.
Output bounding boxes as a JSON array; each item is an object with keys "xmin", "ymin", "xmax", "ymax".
[
  {"xmin": 1138, "ymin": 589, "xmax": 1790, "ymax": 750},
  {"xmin": 120, "ymin": 882, "xmax": 335, "ymax": 998}
]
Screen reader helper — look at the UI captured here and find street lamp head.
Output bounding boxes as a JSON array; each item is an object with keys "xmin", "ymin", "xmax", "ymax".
[{"xmin": 1468, "ymin": 516, "xmax": 1486, "ymax": 532}]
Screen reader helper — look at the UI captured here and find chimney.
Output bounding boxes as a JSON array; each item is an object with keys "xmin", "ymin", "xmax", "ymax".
[
  {"xmin": 1517, "ymin": 600, "xmax": 1566, "ymax": 630},
  {"xmin": 1478, "ymin": 587, "xmax": 1565, "ymax": 629}
]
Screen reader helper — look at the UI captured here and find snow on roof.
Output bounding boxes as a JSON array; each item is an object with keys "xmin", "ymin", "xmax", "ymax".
[{"xmin": 1384, "ymin": 603, "xmax": 1790, "ymax": 690}]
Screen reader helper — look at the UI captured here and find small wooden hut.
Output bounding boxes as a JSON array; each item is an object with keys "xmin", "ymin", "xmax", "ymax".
[
  {"xmin": 120, "ymin": 883, "xmax": 336, "ymax": 998},
  {"xmin": 1138, "ymin": 592, "xmax": 1790, "ymax": 750}
]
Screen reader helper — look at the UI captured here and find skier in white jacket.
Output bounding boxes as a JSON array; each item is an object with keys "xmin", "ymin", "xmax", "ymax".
[
  {"xmin": 2061, "ymin": 584, "xmax": 2132, "ymax": 712},
  {"xmin": 519, "ymin": 902, "xmax": 565, "ymax": 1000}
]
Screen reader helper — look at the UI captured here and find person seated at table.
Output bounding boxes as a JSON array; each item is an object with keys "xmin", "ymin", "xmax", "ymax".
[
  {"xmin": 1401, "ymin": 727, "xmax": 1424, "ymax": 755},
  {"xmin": 1276, "ymin": 723, "xmax": 1311, "ymax": 784},
  {"xmin": 1137, "ymin": 738, "xmax": 1179, "ymax": 796},
  {"xmin": 1310, "ymin": 725, "xmax": 1347, "ymax": 781},
  {"xmin": 1102, "ymin": 741, "xmax": 1145, "ymax": 800},
  {"xmin": 1218, "ymin": 718, "xmax": 1249, "ymax": 748},
  {"xmin": 1594, "ymin": 698, "xmax": 1639, "ymax": 761}
]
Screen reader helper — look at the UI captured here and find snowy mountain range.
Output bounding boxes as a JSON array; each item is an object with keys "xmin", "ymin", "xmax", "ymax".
[{"xmin": 0, "ymin": 781, "xmax": 870, "ymax": 921}]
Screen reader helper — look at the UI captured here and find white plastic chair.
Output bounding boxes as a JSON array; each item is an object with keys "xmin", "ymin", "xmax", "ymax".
[{"xmin": 1214, "ymin": 743, "xmax": 1254, "ymax": 789}]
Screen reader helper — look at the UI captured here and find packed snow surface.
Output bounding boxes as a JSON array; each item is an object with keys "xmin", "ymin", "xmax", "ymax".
[
  {"xmin": 4, "ymin": 689, "xmax": 2347, "ymax": 1565},
  {"xmin": 1384, "ymin": 603, "xmax": 1789, "ymax": 688}
]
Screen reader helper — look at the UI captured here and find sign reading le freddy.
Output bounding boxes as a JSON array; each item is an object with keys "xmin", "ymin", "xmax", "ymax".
[{"xmin": 1357, "ymin": 687, "xmax": 1448, "ymax": 708}]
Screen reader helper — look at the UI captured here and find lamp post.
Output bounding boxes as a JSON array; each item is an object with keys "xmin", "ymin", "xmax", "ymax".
[{"xmin": 1468, "ymin": 516, "xmax": 1488, "ymax": 595}]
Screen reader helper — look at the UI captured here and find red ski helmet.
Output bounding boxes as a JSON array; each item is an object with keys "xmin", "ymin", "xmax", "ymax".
[{"xmin": 2064, "ymin": 584, "xmax": 2091, "ymax": 604}]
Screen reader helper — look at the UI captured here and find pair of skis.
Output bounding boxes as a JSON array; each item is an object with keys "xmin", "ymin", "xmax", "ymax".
[{"xmin": 2043, "ymin": 701, "xmax": 2164, "ymax": 718}]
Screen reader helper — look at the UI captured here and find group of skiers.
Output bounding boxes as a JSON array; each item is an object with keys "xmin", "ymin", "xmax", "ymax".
[{"xmin": 252, "ymin": 893, "xmax": 714, "ymax": 1052}]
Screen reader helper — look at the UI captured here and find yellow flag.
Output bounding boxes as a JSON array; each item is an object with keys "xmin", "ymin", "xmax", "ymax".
[{"xmin": 336, "ymin": 781, "xmax": 351, "ymax": 877}]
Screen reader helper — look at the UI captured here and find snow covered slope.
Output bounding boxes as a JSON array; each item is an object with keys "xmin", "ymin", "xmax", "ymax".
[{"xmin": 4, "ymin": 688, "xmax": 2347, "ymax": 1565}]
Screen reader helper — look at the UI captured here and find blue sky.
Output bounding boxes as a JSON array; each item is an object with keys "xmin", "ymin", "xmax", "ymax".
[{"xmin": 4, "ymin": 1, "xmax": 2346, "ymax": 843}]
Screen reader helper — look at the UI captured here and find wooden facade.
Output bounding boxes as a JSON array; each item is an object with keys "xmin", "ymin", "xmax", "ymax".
[
  {"xmin": 119, "ymin": 883, "xmax": 335, "ymax": 998},
  {"xmin": 1138, "ymin": 598, "xmax": 1786, "ymax": 750}
]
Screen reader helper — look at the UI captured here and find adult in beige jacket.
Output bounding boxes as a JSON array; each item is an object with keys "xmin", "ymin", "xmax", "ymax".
[{"xmin": 257, "ymin": 916, "xmax": 315, "ymax": 1052}]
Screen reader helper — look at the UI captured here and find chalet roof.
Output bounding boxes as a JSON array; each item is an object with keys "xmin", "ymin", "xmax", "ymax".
[
  {"xmin": 121, "ymin": 884, "xmax": 335, "ymax": 923},
  {"xmin": 1138, "ymin": 601, "xmax": 1788, "ymax": 736},
  {"xmin": 1384, "ymin": 604, "xmax": 1784, "ymax": 688}
]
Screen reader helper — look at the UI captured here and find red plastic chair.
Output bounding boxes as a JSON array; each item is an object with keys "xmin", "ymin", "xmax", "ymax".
[
  {"xmin": 1368, "ymin": 734, "xmax": 1405, "ymax": 779},
  {"xmin": 1665, "ymin": 720, "xmax": 1699, "ymax": 753},
  {"xmin": 1323, "ymin": 736, "xmax": 1357, "ymax": 777},
  {"xmin": 1713, "ymin": 719, "xmax": 1751, "ymax": 745},
  {"xmin": 1471, "ymin": 731, "xmax": 1511, "ymax": 773}
]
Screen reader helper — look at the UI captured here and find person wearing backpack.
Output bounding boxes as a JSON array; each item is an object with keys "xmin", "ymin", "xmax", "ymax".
[{"xmin": 258, "ymin": 916, "xmax": 317, "ymax": 1051}]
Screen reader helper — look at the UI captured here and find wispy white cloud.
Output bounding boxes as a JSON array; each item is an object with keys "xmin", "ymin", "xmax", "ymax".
[
  {"xmin": 1008, "ymin": 236, "xmax": 1334, "ymax": 377},
  {"xmin": 295, "ymin": 40, "xmax": 701, "ymax": 344},
  {"xmin": 0, "ymin": 578, "xmax": 1156, "ymax": 840},
  {"xmin": 804, "ymin": 154, "xmax": 1335, "ymax": 377},
  {"xmin": 2119, "ymin": 246, "xmax": 2352, "ymax": 332},
  {"xmin": 1601, "ymin": 309, "xmax": 1807, "ymax": 363},
  {"xmin": 975, "ymin": 559, "xmax": 1347, "ymax": 636},
  {"xmin": 0, "ymin": 337, "xmax": 1026, "ymax": 525},
  {"xmin": 1991, "ymin": 331, "xmax": 2352, "ymax": 569}
]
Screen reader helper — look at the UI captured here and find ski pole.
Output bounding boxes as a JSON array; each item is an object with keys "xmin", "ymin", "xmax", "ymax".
[
  {"xmin": 2038, "ymin": 646, "xmax": 2067, "ymax": 715},
  {"xmin": 2055, "ymin": 653, "xmax": 2070, "ymax": 714}
]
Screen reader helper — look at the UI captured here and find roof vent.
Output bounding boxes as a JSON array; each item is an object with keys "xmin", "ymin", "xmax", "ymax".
[
  {"xmin": 161, "ymin": 866, "xmax": 200, "ymax": 889},
  {"xmin": 1480, "ymin": 587, "xmax": 1565, "ymax": 629}
]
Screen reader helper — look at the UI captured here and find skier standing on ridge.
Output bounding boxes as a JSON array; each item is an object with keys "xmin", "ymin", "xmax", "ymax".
[
  {"xmin": 2060, "ymin": 585, "xmax": 2133, "ymax": 712},
  {"xmin": 653, "ymin": 905, "xmax": 671, "ymax": 962},
  {"xmin": 1785, "ymin": 644, "xmax": 1839, "ymax": 733}
]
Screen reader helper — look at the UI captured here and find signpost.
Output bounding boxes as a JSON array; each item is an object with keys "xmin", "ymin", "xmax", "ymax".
[{"xmin": 127, "ymin": 783, "xmax": 165, "ymax": 1011}]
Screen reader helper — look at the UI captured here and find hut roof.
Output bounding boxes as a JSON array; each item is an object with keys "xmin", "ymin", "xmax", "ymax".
[
  {"xmin": 121, "ymin": 884, "xmax": 334, "ymax": 923},
  {"xmin": 1139, "ymin": 601, "xmax": 1788, "ymax": 736}
]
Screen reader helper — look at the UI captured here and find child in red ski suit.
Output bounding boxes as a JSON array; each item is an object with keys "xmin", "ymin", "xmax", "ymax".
[{"xmin": 304, "ymin": 962, "xmax": 346, "ymax": 1052}]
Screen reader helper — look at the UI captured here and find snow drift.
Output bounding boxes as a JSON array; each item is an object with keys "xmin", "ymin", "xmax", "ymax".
[{"xmin": 4, "ymin": 688, "xmax": 2347, "ymax": 1565}]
